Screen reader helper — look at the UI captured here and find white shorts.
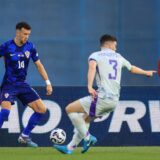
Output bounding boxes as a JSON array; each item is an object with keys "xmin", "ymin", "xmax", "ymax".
[{"xmin": 79, "ymin": 96, "xmax": 118, "ymax": 117}]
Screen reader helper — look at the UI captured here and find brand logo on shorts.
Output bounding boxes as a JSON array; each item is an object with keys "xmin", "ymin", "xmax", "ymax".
[
  {"xmin": 4, "ymin": 93, "xmax": 9, "ymax": 98},
  {"xmin": 25, "ymin": 51, "xmax": 30, "ymax": 58}
]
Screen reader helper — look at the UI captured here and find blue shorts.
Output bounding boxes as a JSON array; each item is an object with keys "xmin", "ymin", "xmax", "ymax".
[{"xmin": 0, "ymin": 82, "xmax": 40, "ymax": 105}]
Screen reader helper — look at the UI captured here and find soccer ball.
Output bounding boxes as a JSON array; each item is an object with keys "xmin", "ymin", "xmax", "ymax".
[{"xmin": 50, "ymin": 128, "xmax": 66, "ymax": 144}]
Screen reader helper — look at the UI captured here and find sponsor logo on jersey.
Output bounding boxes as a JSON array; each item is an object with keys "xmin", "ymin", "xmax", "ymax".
[{"xmin": 25, "ymin": 51, "xmax": 30, "ymax": 58}]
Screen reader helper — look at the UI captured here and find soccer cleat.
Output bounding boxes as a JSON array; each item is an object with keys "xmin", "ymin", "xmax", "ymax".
[
  {"xmin": 54, "ymin": 145, "xmax": 73, "ymax": 154},
  {"xmin": 18, "ymin": 135, "xmax": 38, "ymax": 148},
  {"xmin": 81, "ymin": 135, "xmax": 97, "ymax": 154}
]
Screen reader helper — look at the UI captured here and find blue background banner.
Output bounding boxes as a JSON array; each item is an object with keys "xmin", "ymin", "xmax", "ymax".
[
  {"xmin": 0, "ymin": 0, "xmax": 159, "ymax": 86},
  {"xmin": 0, "ymin": 86, "xmax": 160, "ymax": 147}
]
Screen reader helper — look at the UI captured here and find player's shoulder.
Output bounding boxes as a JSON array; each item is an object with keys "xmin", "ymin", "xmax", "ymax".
[
  {"xmin": 0, "ymin": 40, "xmax": 16, "ymax": 52},
  {"xmin": 115, "ymin": 52, "xmax": 129, "ymax": 63},
  {"xmin": 115, "ymin": 52, "xmax": 122, "ymax": 57},
  {"xmin": 25, "ymin": 41, "xmax": 36, "ymax": 50},
  {"xmin": 1, "ymin": 39, "xmax": 13, "ymax": 46},
  {"xmin": 26, "ymin": 41, "xmax": 34, "ymax": 47},
  {"xmin": 116, "ymin": 52, "xmax": 127, "ymax": 60},
  {"xmin": 88, "ymin": 51, "xmax": 101, "ymax": 61}
]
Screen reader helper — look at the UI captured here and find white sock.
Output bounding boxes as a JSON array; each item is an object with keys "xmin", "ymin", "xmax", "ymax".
[
  {"xmin": 67, "ymin": 129, "xmax": 83, "ymax": 150},
  {"xmin": 67, "ymin": 114, "xmax": 90, "ymax": 150},
  {"xmin": 21, "ymin": 133, "xmax": 29, "ymax": 137},
  {"xmin": 68, "ymin": 113, "xmax": 89, "ymax": 138}
]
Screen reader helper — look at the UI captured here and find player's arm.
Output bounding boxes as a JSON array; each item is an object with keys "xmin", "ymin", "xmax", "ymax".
[
  {"xmin": 34, "ymin": 60, "xmax": 53, "ymax": 95},
  {"xmin": 88, "ymin": 60, "xmax": 98, "ymax": 98},
  {"xmin": 130, "ymin": 65, "xmax": 157, "ymax": 77}
]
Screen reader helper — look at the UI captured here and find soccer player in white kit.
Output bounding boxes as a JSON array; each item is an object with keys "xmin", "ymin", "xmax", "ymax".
[{"xmin": 54, "ymin": 34, "xmax": 156, "ymax": 154}]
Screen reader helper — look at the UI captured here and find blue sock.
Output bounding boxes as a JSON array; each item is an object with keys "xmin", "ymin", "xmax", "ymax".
[
  {"xmin": 0, "ymin": 108, "xmax": 10, "ymax": 128},
  {"xmin": 22, "ymin": 112, "xmax": 44, "ymax": 136}
]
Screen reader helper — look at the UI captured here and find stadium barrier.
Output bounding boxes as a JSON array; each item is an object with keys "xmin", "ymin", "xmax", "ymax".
[{"xmin": 0, "ymin": 86, "xmax": 160, "ymax": 147}]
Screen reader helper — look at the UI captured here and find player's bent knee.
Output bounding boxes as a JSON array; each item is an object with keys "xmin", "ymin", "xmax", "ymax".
[
  {"xmin": 33, "ymin": 105, "xmax": 47, "ymax": 114},
  {"xmin": 65, "ymin": 105, "xmax": 70, "ymax": 114},
  {"xmin": 29, "ymin": 99, "xmax": 47, "ymax": 114},
  {"xmin": 38, "ymin": 107, "xmax": 47, "ymax": 114},
  {"xmin": 65, "ymin": 104, "xmax": 72, "ymax": 114}
]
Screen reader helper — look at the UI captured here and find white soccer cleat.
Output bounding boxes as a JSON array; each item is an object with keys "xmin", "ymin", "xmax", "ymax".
[{"xmin": 18, "ymin": 135, "xmax": 38, "ymax": 148}]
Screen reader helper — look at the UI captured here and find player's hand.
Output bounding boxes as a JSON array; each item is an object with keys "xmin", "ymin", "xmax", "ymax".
[
  {"xmin": 88, "ymin": 87, "xmax": 97, "ymax": 99},
  {"xmin": 146, "ymin": 70, "xmax": 157, "ymax": 77},
  {"xmin": 46, "ymin": 84, "xmax": 53, "ymax": 95}
]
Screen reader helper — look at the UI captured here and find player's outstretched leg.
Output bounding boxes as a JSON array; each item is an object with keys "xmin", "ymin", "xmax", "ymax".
[
  {"xmin": 18, "ymin": 112, "xmax": 44, "ymax": 147},
  {"xmin": 18, "ymin": 134, "xmax": 38, "ymax": 147},
  {"xmin": 81, "ymin": 134, "xmax": 97, "ymax": 153},
  {"xmin": 54, "ymin": 145, "xmax": 73, "ymax": 154}
]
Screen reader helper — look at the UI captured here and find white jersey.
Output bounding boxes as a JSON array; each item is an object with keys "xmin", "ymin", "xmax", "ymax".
[{"xmin": 89, "ymin": 48, "xmax": 132, "ymax": 100}]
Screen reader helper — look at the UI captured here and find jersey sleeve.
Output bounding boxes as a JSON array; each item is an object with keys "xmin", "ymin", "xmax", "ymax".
[
  {"xmin": 121, "ymin": 56, "xmax": 132, "ymax": 71},
  {"xmin": 31, "ymin": 44, "xmax": 39, "ymax": 62},
  {"xmin": 88, "ymin": 53, "xmax": 98, "ymax": 62},
  {"xmin": 0, "ymin": 43, "xmax": 6, "ymax": 57}
]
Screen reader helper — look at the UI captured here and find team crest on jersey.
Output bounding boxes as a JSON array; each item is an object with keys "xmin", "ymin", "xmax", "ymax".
[
  {"xmin": 4, "ymin": 93, "xmax": 9, "ymax": 98},
  {"xmin": 25, "ymin": 51, "xmax": 30, "ymax": 58}
]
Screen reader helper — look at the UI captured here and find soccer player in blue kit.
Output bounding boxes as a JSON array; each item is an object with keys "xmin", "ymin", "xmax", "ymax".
[{"xmin": 0, "ymin": 22, "xmax": 53, "ymax": 147}]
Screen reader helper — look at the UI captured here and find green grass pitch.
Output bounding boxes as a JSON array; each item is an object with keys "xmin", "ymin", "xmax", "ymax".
[{"xmin": 0, "ymin": 147, "xmax": 160, "ymax": 160}]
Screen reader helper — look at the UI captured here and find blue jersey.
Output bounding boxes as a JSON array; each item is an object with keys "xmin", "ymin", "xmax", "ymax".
[{"xmin": 0, "ymin": 40, "xmax": 39, "ymax": 84}]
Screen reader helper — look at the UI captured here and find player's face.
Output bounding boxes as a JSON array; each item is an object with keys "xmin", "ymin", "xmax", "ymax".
[{"xmin": 16, "ymin": 28, "xmax": 31, "ymax": 45}]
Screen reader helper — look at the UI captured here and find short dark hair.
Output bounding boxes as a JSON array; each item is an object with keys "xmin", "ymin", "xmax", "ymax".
[
  {"xmin": 100, "ymin": 34, "xmax": 117, "ymax": 46},
  {"xmin": 16, "ymin": 22, "xmax": 31, "ymax": 30}
]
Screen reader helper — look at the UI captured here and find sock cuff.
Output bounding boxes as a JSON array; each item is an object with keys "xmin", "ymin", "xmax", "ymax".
[
  {"xmin": 34, "ymin": 112, "xmax": 44, "ymax": 116},
  {"xmin": 68, "ymin": 112, "xmax": 79, "ymax": 118},
  {"xmin": 1, "ymin": 108, "xmax": 10, "ymax": 115},
  {"xmin": 0, "ymin": 108, "xmax": 10, "ymax": 120}
]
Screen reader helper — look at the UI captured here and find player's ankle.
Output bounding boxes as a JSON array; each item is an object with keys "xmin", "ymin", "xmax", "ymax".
[
  {"xmin": 84, "ymin": 131, "xmax": 90, "ymax": 141},
  {"xmin": 21, "ymin": 133, "xmax": 29, "ymax": 137},
  {"xmin": 67, "ymin": 145, "xmax": 76, "ymax": 151}
]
